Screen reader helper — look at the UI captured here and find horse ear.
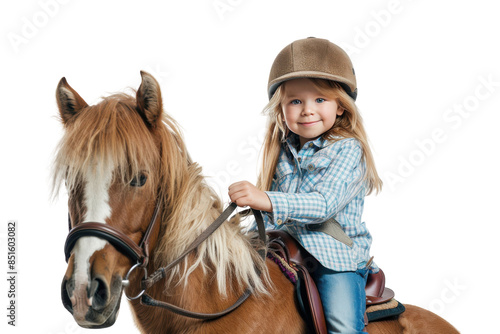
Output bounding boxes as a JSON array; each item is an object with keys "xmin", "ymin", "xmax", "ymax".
[
  {"xmin": 56, "ymin": 77, "xmax": 88, "ymax": 125},
  {"xmin": 136, "ymin": 71, "xmax": 163, "ymax": 127}
]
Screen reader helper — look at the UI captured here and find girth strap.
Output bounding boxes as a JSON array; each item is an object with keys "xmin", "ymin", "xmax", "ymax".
[{"xmin": 306, "ymin": 217, "xmax": 353, "ymax": 247}]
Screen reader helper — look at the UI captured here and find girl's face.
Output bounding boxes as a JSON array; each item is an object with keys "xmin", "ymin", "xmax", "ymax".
[{"xmin": 281, "ymin": 78, "xmax": 343, "ymax": 148}]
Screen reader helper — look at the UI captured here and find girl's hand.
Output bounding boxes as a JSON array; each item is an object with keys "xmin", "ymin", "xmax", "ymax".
[{"xmin": 228, "ymin": 181, "xmax": 273, "ymax": 212}]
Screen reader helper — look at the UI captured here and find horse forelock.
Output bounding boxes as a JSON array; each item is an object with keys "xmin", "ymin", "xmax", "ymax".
[{"xmin": 51, "ymin": 93, "xmax": 160, "ymax": 198}]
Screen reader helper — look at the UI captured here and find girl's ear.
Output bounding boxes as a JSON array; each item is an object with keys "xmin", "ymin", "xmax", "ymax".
[
  {"xmin": 136, "ymin": 71, "xmax": 163, "ymax": 128},
  {"xmin": 56, "ymin": 77, "xmax": 89, "ymax": 126},
  {"xmin": 336, "ymin": 103, "xmax": 345, "ymax": 116}
]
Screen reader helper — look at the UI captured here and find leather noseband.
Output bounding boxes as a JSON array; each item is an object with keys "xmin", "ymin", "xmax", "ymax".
[{"xmin": 64, "ymin": 202, "xmax": 161, "ymax": 266}]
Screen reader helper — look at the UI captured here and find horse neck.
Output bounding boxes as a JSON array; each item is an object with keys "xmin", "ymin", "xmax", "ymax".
[
  {"xmin": 130, "ymin": 122, "xmax": 268, "ymax": 332},
  {"xmin": 153, "ymin": 122, "xmax": 255, "ymax": 290}
]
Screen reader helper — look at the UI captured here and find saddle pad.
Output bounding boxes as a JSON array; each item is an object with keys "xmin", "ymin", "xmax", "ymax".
[{"xmin": 366, "ymin": 298, "xmax": 406, "ymax": 322}]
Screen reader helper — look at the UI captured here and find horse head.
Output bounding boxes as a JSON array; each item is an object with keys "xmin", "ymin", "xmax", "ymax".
[
  {"xmin": 53, "ymin": 72, "xmax": 165, "ymax": 328},
  {"xmin": 53, "ymin": 71, "xmax": 302, "ymax": 333}
]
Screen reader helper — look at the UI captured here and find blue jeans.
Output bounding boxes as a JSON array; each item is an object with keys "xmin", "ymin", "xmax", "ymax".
[{"xmin": 311, "ymin": 265, "xmax": 368, "ymax": 334}]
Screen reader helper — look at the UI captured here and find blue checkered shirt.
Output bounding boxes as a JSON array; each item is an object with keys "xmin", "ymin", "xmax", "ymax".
[{"xmin": 260, "ymin": 134, "xmax": 376, "ymax": 272}]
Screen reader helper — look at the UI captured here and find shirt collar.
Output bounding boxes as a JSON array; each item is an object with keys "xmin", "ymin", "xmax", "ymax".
[{"xmin": 285, "ymin": 133, "xmax": 332, "ymax": 151}]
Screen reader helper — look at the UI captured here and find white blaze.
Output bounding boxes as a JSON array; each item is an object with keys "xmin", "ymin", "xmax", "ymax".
[{"xmin": 72, "ymin": 162, "xmax": 113, "ymax": 299}]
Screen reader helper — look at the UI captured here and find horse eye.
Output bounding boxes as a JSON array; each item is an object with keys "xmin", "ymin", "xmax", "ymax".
[{"xmin": 130, "ymin": 173, "xmax": 147, "ymax": 187}]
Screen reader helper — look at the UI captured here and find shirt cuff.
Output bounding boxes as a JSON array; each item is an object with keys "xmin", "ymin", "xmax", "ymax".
[{"xmin": 265, "ymin": 191, "xmax": 289, "ymax": 226}]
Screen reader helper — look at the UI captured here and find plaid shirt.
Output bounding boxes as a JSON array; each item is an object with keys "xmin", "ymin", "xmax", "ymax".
[{"xmin": 262, "ymin": 134, "xmax": 376, "ymax": 272}]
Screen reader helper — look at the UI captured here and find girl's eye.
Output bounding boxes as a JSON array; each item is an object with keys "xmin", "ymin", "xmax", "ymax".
[
  {"xmin": 130, "ymin": 173, "xmax": 147, "ymax": 187},
  {"xmin": 291, "ymin": 99, "xmax": 301, "ymax": 105},
  {"xmin": 316, "ymin": 98, "xmax": 325, "ymax": 103}
]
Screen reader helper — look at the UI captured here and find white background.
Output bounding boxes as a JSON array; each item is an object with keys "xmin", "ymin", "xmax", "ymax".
[{"xmin": 1, "ymin": 0, "xmax": 499, "ymax": 333}]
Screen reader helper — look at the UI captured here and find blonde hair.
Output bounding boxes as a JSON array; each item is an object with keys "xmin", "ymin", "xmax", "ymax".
[{"xmin": 257, "ymin": 78, "xmax": 382, "ymax": 195}]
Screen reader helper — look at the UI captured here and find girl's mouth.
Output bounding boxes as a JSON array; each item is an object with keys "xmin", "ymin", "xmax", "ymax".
[{"xmin": 299, "ymin": 121, "xmax": 320, "ymax": 127}]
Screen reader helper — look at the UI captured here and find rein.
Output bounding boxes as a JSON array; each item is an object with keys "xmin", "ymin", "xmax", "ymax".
[
  {"xmin": 139, "ymin": 202, "xmax": 266, "ymax": 319},
  {"xmin": 64, "ymin": 202, "xmax": 266, "ymax": 320}
]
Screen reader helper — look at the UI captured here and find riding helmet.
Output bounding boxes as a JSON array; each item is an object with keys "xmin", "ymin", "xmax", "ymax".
[{"xmin": 267, "ymin": 37, "xmax": 357, "ymax": 101}]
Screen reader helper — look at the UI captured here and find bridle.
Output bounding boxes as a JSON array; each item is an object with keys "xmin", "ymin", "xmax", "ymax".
[
  {"xmin": 64, "ymin": 202, "xmax": 161, "ymax": 266},
  {"xmin": 64, "ymin": 201, "xmax": 266, "ymax": 320}
]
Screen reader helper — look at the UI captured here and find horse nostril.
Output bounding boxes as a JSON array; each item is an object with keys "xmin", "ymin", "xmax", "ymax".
[{"xmin": 90, "ymin": 277, "xmax": 109, "ymax": 310}]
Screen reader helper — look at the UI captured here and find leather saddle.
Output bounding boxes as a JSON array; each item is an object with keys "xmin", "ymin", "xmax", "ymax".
[{"xmin": 267, "ymin": 230, "xmax": 395, "ymax": 334}]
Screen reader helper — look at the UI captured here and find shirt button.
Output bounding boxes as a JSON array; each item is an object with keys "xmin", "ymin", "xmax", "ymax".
[
  {"xmin": 298, "ymin": 157, "xmax": 302, "ymax": 162},
  {"xmin": 276, "ymin": 219, "xmax": 283, "ymax": 225},
  {"xmin": 307, "ymin": 164, "xmax": 315, "ymax": 171},
  {"xmin": 309, "ymin": 142, "xmax": 314, "ymax": 148}
]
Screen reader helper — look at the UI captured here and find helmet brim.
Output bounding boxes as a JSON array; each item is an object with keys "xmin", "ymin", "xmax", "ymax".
[{"xmin": 268, "ymin": 71, "xmax": 358, "ymax": 101}]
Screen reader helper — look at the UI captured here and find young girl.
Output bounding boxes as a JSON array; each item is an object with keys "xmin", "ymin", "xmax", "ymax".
[{"xmin": 228, "ymin": 37, "xmax": 382, "ymax": 333}]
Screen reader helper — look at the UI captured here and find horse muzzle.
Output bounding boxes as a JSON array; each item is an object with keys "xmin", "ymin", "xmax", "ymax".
[
  {"xmin": 61, "ymin": 203, "xmax": 161, "ymax": 327},
  {"xmin": 61, "ymin": 272, "xmax": 123, "ymax": 328}
]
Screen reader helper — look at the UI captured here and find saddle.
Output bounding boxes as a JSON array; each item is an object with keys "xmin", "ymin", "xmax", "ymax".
[{"xmin": 267, "ymin": 230, "xmax": 398, "ymax": 334}]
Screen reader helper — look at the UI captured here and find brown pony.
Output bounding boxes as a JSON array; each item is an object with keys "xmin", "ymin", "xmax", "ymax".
[{"xmin": 52, "ymin": 72, "xmax": 459, "ymax": 333}]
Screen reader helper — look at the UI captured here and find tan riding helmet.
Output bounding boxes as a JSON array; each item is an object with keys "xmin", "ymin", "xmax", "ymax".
[{"xmin": 268, "ymin": 37, "xmax": 357, "ymax": 101}]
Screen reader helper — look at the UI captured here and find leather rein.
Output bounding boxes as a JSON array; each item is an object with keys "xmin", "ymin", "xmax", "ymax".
[{"xmin": 64, "ymin": 202, "xmax": 266, "ymax": 320}]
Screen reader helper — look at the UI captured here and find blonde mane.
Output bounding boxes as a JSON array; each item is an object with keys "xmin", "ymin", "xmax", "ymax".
[{"xmin": 52, "ymin": 92, "xmax": 268, "ymax": 296}]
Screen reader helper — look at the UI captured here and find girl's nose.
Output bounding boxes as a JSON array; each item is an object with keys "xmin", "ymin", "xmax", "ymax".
[{"xmin": 301, "ymin": 102, "xmax": 314, "ymax": 116}]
